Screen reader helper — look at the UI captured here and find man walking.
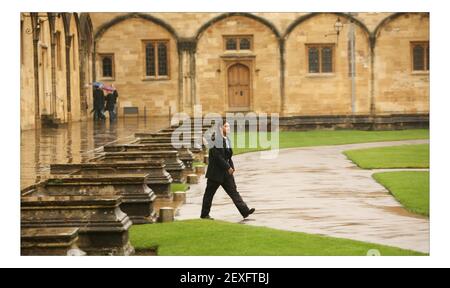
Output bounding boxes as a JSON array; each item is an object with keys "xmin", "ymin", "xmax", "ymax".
[{"xmin": 200, "ymin": 121, "xmax": 255, "ymax": 220}]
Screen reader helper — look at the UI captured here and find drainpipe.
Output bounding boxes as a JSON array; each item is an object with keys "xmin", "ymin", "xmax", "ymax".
[
  {"xmin": 49, "ymin": 14, "xmax": 57, "ymax": 118},
  {"xmin": 32, "ymin": 15, "xmax": 41, "ymax": 127},
  {"xmin": 92, "ymin": 39, "xmax": 97, "ymax": 82},
  {"xmin": 349, "ymin": 20, "xmax": 356, "ymax": 115},
  {"xmin": 279, "ymin": 38, "xmax": 286, "ymax": 116},
  {"xmin": 65, "ymin": 34, "xmax": 73, "ymax": 121},
  {"xmin": 79, "ymin": 38, "xmax": 87, "ymax": 119},
  {"xmin": 190, "ymin": 48, "xmax": 197, "ymax": 106},
  {"xmin": 369, "ymin": 35, "xmax": 376, "ymax": 117},
  {"xmin": 178, "ymin": 46, "xmax": 184, "ymax": 113}
]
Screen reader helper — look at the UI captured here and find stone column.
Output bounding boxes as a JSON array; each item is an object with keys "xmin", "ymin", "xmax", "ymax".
[
  {"xmin": 279, "ymin": 38, "xmax": 286, "ymax": 116},
  {"xmin": 50, "ymin": 160, "xmax": 173, "ymax": 197},
  {"xmin": 78, "ymin": 39, "xmax": 88, "ymax": 120},
  {"xmin": 177, "ymin": 38, "xmax": 197, "ymax": 115},
  {"xmin": 369, "ymin": 34, "xmax": 376, "ymax": 117},
  {"xmin": 65, "ymin": 34, "xmax": 73, "ymax": 121},
  {"xmin": 31, "ymin": 13, "xmax": 41, "ymax": 127},
  {"xmin": 49, "ymin": 13, "xmax": 57, "ymax": 118}
]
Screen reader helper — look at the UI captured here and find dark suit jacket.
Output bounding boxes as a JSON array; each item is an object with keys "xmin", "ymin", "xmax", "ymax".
[
  {"xmin": 105, "ymin": 93, "xmax": 117, "ymax": 110},
  {"xmin": 205, "ymin": 137, "xmax": 234, "ymax": 183},
  {"xmin": 93, "ymin": 88, "xmax": 105, "ymax": 110}
]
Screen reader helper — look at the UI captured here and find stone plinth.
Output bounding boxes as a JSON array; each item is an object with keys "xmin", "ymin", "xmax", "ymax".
[
  {"xmin": 159, "ymin": 207, "xmax": 174, "ymax": 223},
  {"xmin": 134, "ymin": 133, "xmax": 205, "ymax": 152},
  {"xmin": 103, "ymin": 143, "xmax": 194, "ymax": 174},
  {"xmin": 187, "ymin": 174, "xmax": 199, "ymax": 184},
  {"xmin": 50, "ymin": 161, "xmax": 173, "ymax": 197},
  {"xmin": 32, "ymin": 174, "xmax": 156, "ymax": 224},
  {"xmin": 91, "ymin": 151, "xmax": 186, "ymax": 184},
  {"xmin": 21, "ymin": 227, "xmax": 85, "ymax": 256},
  {"xmin": 21, "ymin": 195, "xmax": 134, "ymax": 256},
  {"xmin": 173, "ymin": 192, "xmax": 186, "ymax": 204},
  {"xmin": 133, "ymin": 137, "xmax": 205, "ymax": 163},
  {"xmin": 195, "ymin": 166, "xmax": 206, "ymax": 176},
  {"xmin": 161, "ymin": 126, "xmax": 209, "ymax": 133}
]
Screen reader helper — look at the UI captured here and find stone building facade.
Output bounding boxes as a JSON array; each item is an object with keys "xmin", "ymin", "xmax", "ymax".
[
  {"xmin": 20, "ymin": 12, "xmax": 429, "ymax": 130},
  {"xmin": 21, "ymin": 13, "xmax": 93, "ymax": 130}
]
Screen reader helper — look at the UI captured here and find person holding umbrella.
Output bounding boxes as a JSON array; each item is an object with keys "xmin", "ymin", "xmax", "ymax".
[
  {"xmin": 104, "ymin": 84, "xmax": 118, "ymax": 122},
  {"xmin": 92, "ymin": 82, "xmax": 105, "ymax": 121}
]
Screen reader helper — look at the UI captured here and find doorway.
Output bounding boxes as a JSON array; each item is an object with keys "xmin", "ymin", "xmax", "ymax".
[{"xmin": 227, "ymin": 63, "xmax": 250, "ymax": 110}]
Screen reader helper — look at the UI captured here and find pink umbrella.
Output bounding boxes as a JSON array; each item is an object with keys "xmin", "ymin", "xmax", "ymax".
[{"xmin": 103, "ymin": 85, "xmax": 116, "ymax": 92}]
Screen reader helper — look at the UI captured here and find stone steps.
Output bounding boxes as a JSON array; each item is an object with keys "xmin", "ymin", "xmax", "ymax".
[{"xmin": 21, "ymin": 120, "xmax": 209, "ymax": 255}]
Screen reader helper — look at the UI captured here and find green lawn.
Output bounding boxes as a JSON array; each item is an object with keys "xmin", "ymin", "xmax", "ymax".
[
  {"xmin": 229, "ymin": 129, "xmax": 429, "ymax": 155},
  {"xmin": 343, "ymin": 144, "xmax": 429, "ymax": 169},
  {"xmin": 130, "ymin": 219, "xmax": 426, "ymax": 256},
  {"xmin": 192, "ymin": 161, "xmax": 206, "ymax": 168},
  {"xmin": 373, "ymin": 172, "xmax": 429, "ymax": 216},
  {"xmin": 170, "ymin": 183, "xmax": 189, "ymax": 192}
]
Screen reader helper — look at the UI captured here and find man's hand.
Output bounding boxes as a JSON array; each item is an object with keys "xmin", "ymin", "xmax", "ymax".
[{"xmin": 228, "ymin": 167, "xmax": 235, "ymax": 175}]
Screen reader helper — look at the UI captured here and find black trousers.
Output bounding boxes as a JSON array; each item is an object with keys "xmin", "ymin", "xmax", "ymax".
[{"xmin": 201, "ymin": 174, "xmax": 250, "ymax": 218}]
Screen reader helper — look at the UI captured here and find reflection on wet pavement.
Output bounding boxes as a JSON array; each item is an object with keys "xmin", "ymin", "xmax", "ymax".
[
  {"xmin": 177, "ymin": 139, "xmax": 430, "ymax": 253},
  {"xmin": 20, "ymin": 117, "xmax": 169, "ymax": 190}
]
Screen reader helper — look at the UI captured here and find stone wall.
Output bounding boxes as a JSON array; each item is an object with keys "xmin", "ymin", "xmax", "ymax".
[
  {"xmin": 20, "ymin": 13, "xmax": 85, "ymax": 130},
  {"xmin": 195, "ymin": 15, "xmax": 281, "ymax": 115},
  {"xmin": 95, "ymin": 17, "xmax": 179, "ymax": 117},
  {"xmin": 20, "ymin": 15, "xmax": 36, "ymax": 130},
  {"xmin": 20, "ymin": 12, "xmax": 430, "ymax": 130},
  {"xmin": 284, "ymin": 13, "xmax": 371, "ymax": 116},
  {"xmin": 374, "ymin": 13, "xmax": 430, "ymax": 114}
]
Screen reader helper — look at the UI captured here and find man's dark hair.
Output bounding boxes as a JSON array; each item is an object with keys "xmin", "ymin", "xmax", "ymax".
[{"xmin": 209, "ymin": 120, "xmax": 229, "ymax": 148}]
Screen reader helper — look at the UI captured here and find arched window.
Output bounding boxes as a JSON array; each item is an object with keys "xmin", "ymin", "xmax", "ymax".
[
  {"xmin": 321, "ymin": 47, "xmax": 333, "ymax": 73},
  {"xmin": 413, "ymin": 45, "xmax": 424, "ymax": 71},
  {"xmin": 308, "ymin": 47, "xmax": 319, "ymax": 73},
  {"xmin": 145, "ymin": 43, "xmax": 155, "ymax": 76},
  {"xmin": 240, "ymin": 38, "xmax": 251, "ymax": 50},
  {"xmin": 101, "ymin": 55, "xmax": 113, "ymax": 78},
  {"xmin": 412, "ymin": 42, "xmax": 429, "ymax": 72},
  {"xmin": 144, "ymin": 40, "xmax": 169, "ymax": 78},
  {"xmin": 157, "ymin": 42, "xmax": 168, "ymax": 76},
  {"xmin": 307, "ymin": 44, "xmax": 334, "ymax": 73},
  {"xmin": 224, "ymin": 36, "xmax": 253, "ymax": 51},
  {"xmin": 226, "ymin": 38, "xmax": 237, "ymax": 50}
]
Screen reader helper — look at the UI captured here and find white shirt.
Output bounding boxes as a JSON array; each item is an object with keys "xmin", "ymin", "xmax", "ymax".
[{"xmin": 224, "ymin": 136, "xmax": 231, "ymax": 149}]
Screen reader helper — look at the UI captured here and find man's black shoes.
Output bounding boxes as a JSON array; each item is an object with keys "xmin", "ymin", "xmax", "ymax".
[
  {"xmin": 244, "ymin": 208, "xmax": 256, "ymax": 219},
  {"xmin": 201, "ymin": 209, "xmax": 255, "ymax": 220}
]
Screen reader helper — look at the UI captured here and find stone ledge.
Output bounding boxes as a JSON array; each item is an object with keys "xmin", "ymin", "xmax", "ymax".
[
  {"xmin": 21, "ymin": 227, "xmax": 85, "ymax": 256},
  {"xmin": 21, "ymin": 195, "xmax": 134, "ymax": 256}
]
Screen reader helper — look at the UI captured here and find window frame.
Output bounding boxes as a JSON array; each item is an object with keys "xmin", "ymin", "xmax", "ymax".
[
  {"xmin": 410, "ymin": 41, "xmax": 429, "ymax": 73},
  {"xmin": 223, "ymin": 35, "xmax": 253, "ymax": 52},
  {"xmin": 142, "ymin": 39, "xmax": 170, "ymax": 80},
  {"xmin": 99, "ymin": 53, "xmax": 115, "ymax": 80},
  {"xmin": 305, "ymin": 43, "xmax": 336, "ymax": 75}
]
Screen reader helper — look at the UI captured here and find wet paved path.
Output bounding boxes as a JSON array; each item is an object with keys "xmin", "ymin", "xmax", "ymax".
[
  {"xmin": 177, "ymin": 139, "xmax": 430, "ymax": 253},
  {"xmin": 20, "ymin": 117, "xmax": 169, "ymax": 189}
]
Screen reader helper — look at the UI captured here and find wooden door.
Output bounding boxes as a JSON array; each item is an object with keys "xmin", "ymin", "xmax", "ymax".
[{"xmin": 228, "ymin": 63, "xmax": 250, "ymax": 109}]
